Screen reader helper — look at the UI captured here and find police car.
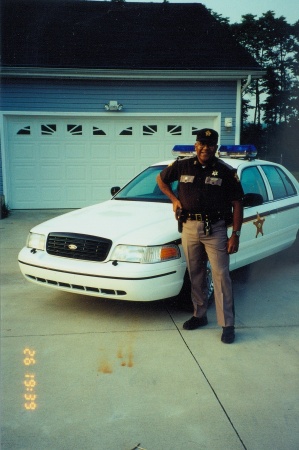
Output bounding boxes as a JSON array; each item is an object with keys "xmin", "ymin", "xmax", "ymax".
[{"xmin": 18, "ymin": 145, "xmax": 299, "ymax": 303}]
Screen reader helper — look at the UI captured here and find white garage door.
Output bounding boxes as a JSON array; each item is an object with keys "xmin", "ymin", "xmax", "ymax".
[{"xmin": 6, "ymin": 115, "xmax": 217, "ymax": 208}]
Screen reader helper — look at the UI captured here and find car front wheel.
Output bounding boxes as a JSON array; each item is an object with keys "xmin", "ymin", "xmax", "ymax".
[{"xmin": 177, "ymin": 263, "xmax": 214, "ymax": 311}]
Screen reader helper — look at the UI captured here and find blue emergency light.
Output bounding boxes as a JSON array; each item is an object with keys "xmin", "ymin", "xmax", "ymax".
[
  {"xmin": 172, "ymin": 145, "xmax": 195, "ymax": 158},
  {"xmin": 219, "ymin": 145, "xmax": 257, "ymax": 159},
  {"xmin": 172, "ymin": 144, "xmax": 257, "ymax": 159}
]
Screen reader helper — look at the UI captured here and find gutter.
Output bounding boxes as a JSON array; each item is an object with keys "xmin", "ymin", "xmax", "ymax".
[{"xmin": 1, "ymin": 67, "xmax": 266, "ymax": 81}]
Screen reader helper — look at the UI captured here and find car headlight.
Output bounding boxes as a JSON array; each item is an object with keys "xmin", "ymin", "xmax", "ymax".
[
  {"xmin": 26, "ymin": 233, "xmax": 46, "ymax": 251},
  {"xmin": 110, "ymin": 244, "xmax": 181, "ymax": 263}
]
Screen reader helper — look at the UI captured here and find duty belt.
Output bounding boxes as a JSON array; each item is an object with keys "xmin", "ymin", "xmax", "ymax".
[
  {"xmin": 176, "ymin": 209, "xmax": 227, "ymax": 235},
  {"xmin": 186, "ymin": 211, "xmax": 225, "ymax": 224}
]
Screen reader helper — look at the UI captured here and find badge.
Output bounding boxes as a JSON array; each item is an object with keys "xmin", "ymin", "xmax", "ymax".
[
  {"xmin": 180, "ymin": 175, "xmax": 195, "ymax": 183},
  {"xmin": 205, "ymin": 176, "xmax": 222, "ymax": 186},
  {"xmin": 212, "ymin": 170, "xmax": 218, "ymax": 176}
]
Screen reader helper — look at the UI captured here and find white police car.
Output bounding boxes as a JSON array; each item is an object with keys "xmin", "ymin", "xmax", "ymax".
[{"xmin": 18, "ymin": 145, "xmax": 299, "ymax": 302}]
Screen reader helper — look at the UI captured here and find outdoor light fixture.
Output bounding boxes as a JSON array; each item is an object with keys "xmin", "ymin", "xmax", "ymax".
[
  {"xmin": 104, "ymin": 101, "xmax": 123, "ymax": 111},
  {"xmin": 225, "ymin": 117, "xmax": 233, "ymax": 129}
]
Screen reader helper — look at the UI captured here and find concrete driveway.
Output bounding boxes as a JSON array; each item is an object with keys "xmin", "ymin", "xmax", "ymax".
[{"xmin": 1, "ymin": 210, "xmax": 298, "ymax": 450}]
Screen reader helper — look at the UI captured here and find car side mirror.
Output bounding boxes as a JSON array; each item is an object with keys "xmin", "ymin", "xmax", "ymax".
[
  {"xmin": 243, "ymin": 193, "xmax": 264, "ymax": 207},
  {"xmin": 111, "ymin": 186, "xmax": 121, "ymax": 196}
]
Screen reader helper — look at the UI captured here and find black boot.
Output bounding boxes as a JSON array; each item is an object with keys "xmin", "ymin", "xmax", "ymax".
[
  {"xmin": 183, "ymin": 316, "xmax": 208, "ymax": 330},
  {"xmin": 221, "ymin": 326, "xmax": 235, "ymax": 344}
]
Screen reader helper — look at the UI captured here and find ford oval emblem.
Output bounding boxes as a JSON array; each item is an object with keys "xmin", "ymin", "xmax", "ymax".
[{"xmin": 68, "ymin": 244, "xmax": 77, "ymax": 250}]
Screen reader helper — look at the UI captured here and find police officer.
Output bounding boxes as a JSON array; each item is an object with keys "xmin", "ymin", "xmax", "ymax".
[{"xmin": 157, "ymin": 128, "xmax": 244, "ymax": 343}]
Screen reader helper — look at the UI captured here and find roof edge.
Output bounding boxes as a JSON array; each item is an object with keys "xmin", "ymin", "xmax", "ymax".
[{"xmin": 0, "ymin": 67, "xmax": 266, "ymax": 81}]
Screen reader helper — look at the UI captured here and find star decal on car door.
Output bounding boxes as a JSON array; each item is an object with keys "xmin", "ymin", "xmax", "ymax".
[{"xmin": 253, "ymin": 213, "xmax": 265, "ymax": 238}]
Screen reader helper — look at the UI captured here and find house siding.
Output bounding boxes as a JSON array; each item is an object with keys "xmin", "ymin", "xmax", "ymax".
[{"xmin": 1, "ymin": 79, "xmax": 237, "ymax": 129}]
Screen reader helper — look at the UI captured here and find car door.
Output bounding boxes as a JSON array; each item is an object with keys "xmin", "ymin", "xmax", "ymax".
[
  {"xmin": 232, "ymin": 164, "xmax": 277, "ymax": 269},
  {"xmin": 259, "ymin": 164, "xmax": 299, "ymax": 251}
]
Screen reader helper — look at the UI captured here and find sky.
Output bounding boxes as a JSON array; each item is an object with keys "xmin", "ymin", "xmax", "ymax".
[{"xmin": 105, "ymin": 0, "xmax": 299, "ymax": 25}]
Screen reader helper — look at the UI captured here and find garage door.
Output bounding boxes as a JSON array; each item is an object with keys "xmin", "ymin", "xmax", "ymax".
[{"xmin": 6, "ymin": 115, "xmax": 217, "ymax": 208}]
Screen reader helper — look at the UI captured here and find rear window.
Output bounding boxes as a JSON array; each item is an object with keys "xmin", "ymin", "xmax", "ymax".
[{"xmin": 261, "ymin": 165, "xmax": 297, "ymax": 199}]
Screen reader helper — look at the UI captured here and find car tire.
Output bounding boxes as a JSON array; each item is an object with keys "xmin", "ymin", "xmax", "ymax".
[{"xmin": 177, "ymin": 263, "xmax": 214, "ymax": 311}]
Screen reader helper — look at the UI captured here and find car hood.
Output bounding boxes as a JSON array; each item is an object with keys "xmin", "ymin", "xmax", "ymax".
[{"xmin": 31, "ymin": 200, "xmax": 179, "ymax": 246}]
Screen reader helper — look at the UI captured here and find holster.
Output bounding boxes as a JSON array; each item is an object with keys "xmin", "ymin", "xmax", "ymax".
[{"xmin": 175, "ymin": 208, "xmax": 186, "ymax": 233}]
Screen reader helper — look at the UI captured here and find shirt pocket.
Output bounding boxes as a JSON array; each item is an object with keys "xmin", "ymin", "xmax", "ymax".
[
  {"xmin": 205, "ymin": 176, "xmax": 222, "ymax": 186},
  {"xmin": 180, "ymin": 175, "xmax": 195, "ymax": 183}
]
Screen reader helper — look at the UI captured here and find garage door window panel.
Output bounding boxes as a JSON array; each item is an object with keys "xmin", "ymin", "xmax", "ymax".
[
  {"xmin": 167, "ymin": 125, "xmax": 182, "ymax": 136},
  {"xmin": 143, "ymin": 125, "xmax": 157, "ymax": 135},
  {"xmin": 17, "ymin": 126, "xmax": 31, "ymax": 135},
  {"xmin": 93, "ymin": 127, "xmax": 106, "ymax": 136},
  {"xmin": 67, "ymin": 125, "xmax": 83, "ymax": 135},
  {"xmin": 119, "ymin": 127, "xmax": 133, "ymax": 136},
  {"xmin": 41, "ymin": 124, "xmax": 57, "ymax": 135},
  {"xmin": 192, "ymin": 126, "xmax": 203, "ymax": 136}
]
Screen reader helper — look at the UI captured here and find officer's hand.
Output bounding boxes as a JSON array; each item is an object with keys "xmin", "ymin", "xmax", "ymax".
[
  {"xmin": 172, "ymin": 199, "xmax": 182, "ymax": 213},
  {"xmin": 227, "ymin": 235, "xmax": 239, "ymax": 254}
]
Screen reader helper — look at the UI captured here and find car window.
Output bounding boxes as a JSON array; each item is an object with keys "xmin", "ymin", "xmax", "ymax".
[
  {"xmin": 261, "ymin": 165, "xmax": 297, "ymax": 199},
  {"xmin": 114, "ymin": 166, "xmax": 178, "ymax": 202},
  {"xmin": 240, "ymin": 166, "xmax": 268, "ymax": 202}
]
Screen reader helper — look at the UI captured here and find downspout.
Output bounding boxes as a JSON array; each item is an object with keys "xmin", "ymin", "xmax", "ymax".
[
  {"xmin": 241, "ymin": 74, "xmax": 252, "ymax": 93},
  {"xmin": 237, "ymin": 75, "xmax": 252, "ymax": 142}
]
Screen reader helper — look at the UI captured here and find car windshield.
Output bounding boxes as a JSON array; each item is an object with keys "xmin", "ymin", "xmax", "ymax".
[{"xmin": 113, "ymin": 165, "xmax": 178, "ymax": 202}]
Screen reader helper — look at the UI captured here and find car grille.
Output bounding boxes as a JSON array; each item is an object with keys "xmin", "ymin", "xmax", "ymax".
[{"xmin": 46, "ymin": 233, "xmax": 112, "ymax": 262}]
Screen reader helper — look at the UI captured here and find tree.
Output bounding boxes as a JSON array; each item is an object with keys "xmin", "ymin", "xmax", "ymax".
[
  {"xmin": 260, "ymin": 13, "xmax": 299, "ymax": 125},
  {"xmin": 208, "ymin": 10, "xmax": 230, "ymax": 26},
  {"xmin": 231, "ymin": 14, "xmax": 268, "ymax": 126},
  {"xmin": 232, "ymin": 13, "xmax": 299, "ymax": 123},
  {"xmin": 229, "ymin": 12, "xmax": 299, "ymax": 168}
]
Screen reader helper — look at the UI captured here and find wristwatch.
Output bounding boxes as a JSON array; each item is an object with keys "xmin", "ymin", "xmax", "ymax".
[{"xmin": 232, "ymin": 230, "xmax": 241, "ymax": 237}]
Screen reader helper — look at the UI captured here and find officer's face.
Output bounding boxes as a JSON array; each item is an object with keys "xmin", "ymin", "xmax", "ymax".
[{"xmin": 195, "ymin": 141, "xmax": 218, "ymax": 165}]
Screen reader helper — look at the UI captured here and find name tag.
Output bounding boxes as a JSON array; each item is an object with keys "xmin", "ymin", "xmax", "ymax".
[
  {"xmin": 180, "ymin": 175, "xmax": 195, "ymax": 183},
  {"xmin": 205, "ymin": 176, "xmax": 222, "ymax": 186}
]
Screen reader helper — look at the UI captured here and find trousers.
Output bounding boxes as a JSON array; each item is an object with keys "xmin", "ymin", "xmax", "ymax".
[{"xmin": 182, "ymin": 219, "xmax": 234, "ymax": 327}]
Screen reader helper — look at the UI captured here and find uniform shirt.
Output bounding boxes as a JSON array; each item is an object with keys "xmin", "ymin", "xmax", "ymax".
[{"xmin": 160, "ymin": 156, "xmax": 244, "ymax": 215}]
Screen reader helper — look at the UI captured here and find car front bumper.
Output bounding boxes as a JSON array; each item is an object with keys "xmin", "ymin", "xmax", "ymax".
[{"xmin": 18, "ymin": 247, "xmax": 186, "ymax": 301}]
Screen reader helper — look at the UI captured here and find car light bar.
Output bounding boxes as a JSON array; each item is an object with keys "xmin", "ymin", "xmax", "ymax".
[
  {"xmin": 172, "ymin": 145, "xmax": 195, "ymax": 158},
  {"xmin": 219, "ymin": 145, "xmax": 257, "ymax": 159}
]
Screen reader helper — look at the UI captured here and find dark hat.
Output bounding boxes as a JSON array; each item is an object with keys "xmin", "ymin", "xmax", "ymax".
[{"xmin": 196, "ymin": 128, "xmax": 218, "ymax": 144}]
